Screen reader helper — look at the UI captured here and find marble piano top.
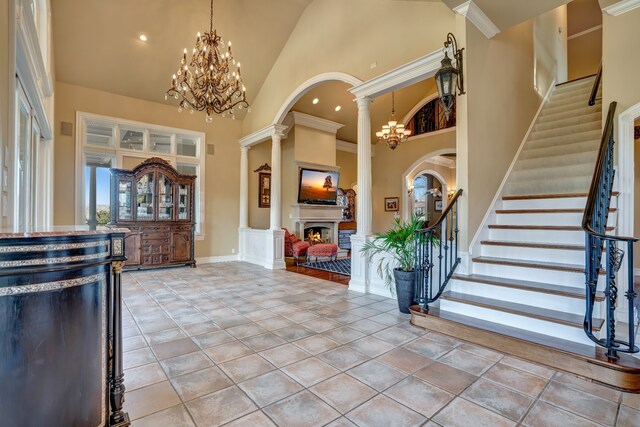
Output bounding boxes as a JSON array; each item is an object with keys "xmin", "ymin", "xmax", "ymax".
[{"xmin": 0, "ymin": 225, "xmax": 130, "ymax": 239}]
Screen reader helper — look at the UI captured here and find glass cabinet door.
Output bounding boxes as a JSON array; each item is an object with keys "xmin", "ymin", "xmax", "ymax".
[
  {"xmin": 118, "ymin": 180, "xmax": 133, "ymax": 221},
  {"xmin": 136, "ymin": 173, "xmax": 155, "ymax": 220},
  {"xmin": 178, "ymin": 184, "xmax": 190, "ymax": 220},
  {"xmin": 158, "ymin": 174, "xmax": 174, "ymax": 220}
]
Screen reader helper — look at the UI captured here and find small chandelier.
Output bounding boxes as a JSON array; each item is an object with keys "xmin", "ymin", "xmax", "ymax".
[
  {"xmin": 166, "ymin": 0, "xmax": 249, "ymax": 123},
  {"xmin": 435, "ymin": 32, "xmax": 465, "ymax": 121},
  {"xmin": 376, "ymin": 92, "xmax": 411, "ymax": 150}
]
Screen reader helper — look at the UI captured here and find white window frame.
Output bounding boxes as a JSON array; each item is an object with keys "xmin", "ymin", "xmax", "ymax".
[{"xmin": 75, "ymin": 112, "xmax": 206, "ymax": 239}]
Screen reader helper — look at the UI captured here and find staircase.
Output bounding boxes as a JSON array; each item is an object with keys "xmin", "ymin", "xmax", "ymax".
[
  {"xmin": 440, "ymin": 78, "xmax": 616, "ymax": 346},
  {"xmin": 438, "ymin": 77, "xmax": 609, "ymax": 346},
  {"xmin": 411, "ymin": 76, "xmax": 640, "ymax": 391}
]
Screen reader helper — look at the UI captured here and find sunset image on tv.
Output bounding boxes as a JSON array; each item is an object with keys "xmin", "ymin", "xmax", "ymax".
[{"xmin": 298, "ymin": 169, "xmax": 340, "ymax": 203}]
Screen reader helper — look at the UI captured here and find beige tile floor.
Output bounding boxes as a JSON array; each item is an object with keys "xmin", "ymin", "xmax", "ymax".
[{"xmin": 122, "ymin": 262, "xmax": 640, "ymax": 426}]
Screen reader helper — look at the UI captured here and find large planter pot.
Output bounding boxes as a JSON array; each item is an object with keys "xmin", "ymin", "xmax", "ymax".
[{"xmin": 393, "ymin": 268, "xmax": 415, "ymax": 314}]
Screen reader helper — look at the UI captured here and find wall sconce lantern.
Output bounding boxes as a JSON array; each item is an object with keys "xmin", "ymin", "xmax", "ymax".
[{"xmin": 435, "ymin": 33, "xmax": 465, "ymax": 121}]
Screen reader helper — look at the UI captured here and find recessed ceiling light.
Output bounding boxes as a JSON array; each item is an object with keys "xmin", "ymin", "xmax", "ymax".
[
  {"xmin": 138, "ymin": 33, "xmax": 148, "ymax": 42},
  {"xmin": 335, "ymin": 106, "xmax": 341, "ymax": 112},
  {"xmin": 312, "ymin": 98, "xmax": 319, "ymax": 105}
]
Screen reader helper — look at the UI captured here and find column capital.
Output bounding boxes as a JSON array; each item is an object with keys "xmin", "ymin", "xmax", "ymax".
[
  {"xmin": 240, "ymin": 145, "xmax": 250, "ymax": 154},
  {"xmin": 271, "ymin": 124, "xmax": 288, "ymax": 140},
  {"xmin": 355, "ymin": 96, "xmax": 373, "ymax": 111}
]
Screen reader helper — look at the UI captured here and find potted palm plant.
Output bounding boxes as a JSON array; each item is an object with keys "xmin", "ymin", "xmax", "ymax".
[{"xmin": 362, "ymin": 214, "xmax": 438, "ymax": 313}]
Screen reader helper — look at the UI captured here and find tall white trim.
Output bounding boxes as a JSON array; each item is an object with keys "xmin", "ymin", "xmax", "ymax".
[
  {"xmin": 239, "ymin": 124, "xmax": 288, "ymax": 147},
  {"xmin": 468, "ymin": 79, "xmax": 557, "ymax": 258},
  {"xmin": 616, "ymin": 102, "xmax": 639, "ymax": 240},
  {"xmin": 283, "ymin": 111, "xmax": 345, "ymax": 134},
  {"xmin": 602, "ymin": 0, "xmax": 640, "ymax": 16},
  {"xmin": 349, "ymin": 50, "xmax": 443, "ymax": 99},
  {"xmin": 453, "ymin": 1, "xmax": 501, "ymax": 39}
]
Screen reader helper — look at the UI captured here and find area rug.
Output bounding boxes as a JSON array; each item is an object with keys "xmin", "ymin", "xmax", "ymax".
[{"xmin": 300, "ymin": 258, "xmax": 351, "ymax": 276}]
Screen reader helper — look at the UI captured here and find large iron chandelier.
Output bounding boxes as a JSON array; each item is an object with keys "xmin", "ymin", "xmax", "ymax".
[
  {"xmin": 166, "ymin": 0, "xmax": 249, "ymax": 123},
  {"xmin": 376, "ymin": 92, "xmax": 411, "ymax": 150}
]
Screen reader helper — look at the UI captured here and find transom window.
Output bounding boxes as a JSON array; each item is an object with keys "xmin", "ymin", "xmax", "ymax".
[{"xmin": 75, "ymin": 112, "xmax": 205, "ymax": 237}]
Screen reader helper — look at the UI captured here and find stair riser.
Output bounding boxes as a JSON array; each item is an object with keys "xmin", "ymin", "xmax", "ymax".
[
  {"xmin": 471, "ymin": 261, "xmax": 597, "ymax": 287},
  {"xmin": 495, "ymin": 212, "xmax": 616, "ymax": 227},
  {"xmin": 537, "ymin": 107, "xmax": 601, "ymax": 125},
  {"xmin": 511, "ymin": 164, "xmax": 594, "ymax": 182},
  {"xmin": 520, "ymin": 139, "xmax": 600, "ymax": 159},
  {"xmin": 501, "ymin": 197, "xmax": 588, "ymax": 210},
  {"xmin": 529, "ymin": 121, "xmax": 600, "ymax": 141},
  {"xmin": 489, "ymin": 228, "xmax": 584, "ymax": 244},
  {"xmin": 439, "ymin": 299, "xmax": 595, "ymax": 345},
  {"xmin": 480, "ymin": 244, "xmax": 586, "ymax": 265},
  {"xmin": 534, "ymin": 113, "xmax": 602, "ymax": 132},
  {"xmin": 520, "ymin": 142, "xmax": 599, "ymax": 160},
  {"xmin": 547, "ymin": 95, "xmax": 592, "ymax": 109},
  {"xmin": 449, "ymin": 279, "xmax": 600, "ymax": 315},
  {"xmin": 505, "ymin": 178, "xmax": 592, "ymax": 197},
  {"xmin": 550, "ymin": 89, "xmax": 593, "ymax": 103},
  {"xmin": 554, "ymin": 80, "xmax": 594, "ymax": 94},
  {"xmin": 515, "ymin": 155, "xmax": 595, "ymax": 172},
  {"xmin": 541, "ymin": 101, "xmax": 601, "ymax": 117}
]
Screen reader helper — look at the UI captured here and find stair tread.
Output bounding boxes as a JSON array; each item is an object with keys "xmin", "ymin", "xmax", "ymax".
[
  {"xmin": 481, "ymin": 240, "xmax": 585, "ymax": 250},
  {"xmin": 452, "ymin": 273, "xmax": 605, "ymax": 301},
  {"xmin": 441, "ymin": 291, "xmax": 603, "ymax": 330},
  {"xmin": 472, "ymin": 256, "xmax": 596, "ymax": 274},
  {"xmin": 489, "ymin": 224, "xmax": 614, "ymax": 231},
  {"xmin": 503, "ymin": 192, "xmax": 618, "ymax": 201},
  {"xmin": 496, "ymin": 208, "xmax": 615, "ymax": 213}
]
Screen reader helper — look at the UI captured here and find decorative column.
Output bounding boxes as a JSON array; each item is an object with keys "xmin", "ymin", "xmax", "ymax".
[
  {"xmin": 269, "ymin": 132, "xmax": 283, "ymax": 231},
  {"xmin": 239, "ymin": 146, "xmax": 249, "ymax": 229},
  {"xmin": 355, "ymin": 96, "xmax": 373, "ymax": 236},
  {"xmin": 350, "ymin": 96, "xmax": 373, "ymax": 294}
]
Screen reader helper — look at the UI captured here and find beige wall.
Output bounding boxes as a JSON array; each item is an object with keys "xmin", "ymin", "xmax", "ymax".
[
  {"xmin": 535, "ymin": 6, "xmax": 568, "ymax": 87},
  {"xmin": 568, "ymin": 29, "xmax": 602, "ymax": 80},
  {"xmin": 602, "ymin": 8, "xmax": 640, "ymax": 267},
  {"xmin": 248, "ymin": 140, "xmax": 272, "ymax": 230},
  {"xmin": 458, "ymin": 18, "xmax": 553, "ymax": 251},
  {"xmin": 54, "ymin": 82, "xmax": 244, "ymax": 258},
  {"xmin": 0, "ymin": 0, "xmax": 8, "ymax": 227},
  {"xmin": 372, "ymin": 130, "xmax": 456, "ymax": 233},
  {"xmin": 336, "ymin": 150, "xmax": 357, "ymax": 190},
  {"xmin": 294, "ymin": 125, "xmax": 336, "ymax": 166},
  {"xmin": 242, "ymin": 0, "xmax": 455, "ymax": 135}
]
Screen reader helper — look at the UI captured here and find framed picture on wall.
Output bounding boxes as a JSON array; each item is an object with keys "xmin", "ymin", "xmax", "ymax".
[
  {"xmin": 384, "ymin": 197, "xmax": 399, "ymax": 212},
  {"xmin": 259, "ymin": 172, "xmax": 271, "ymax": 208},
  {"xmin": 434, "ymin": 199, "xmax": 443, "ymax": 211}
]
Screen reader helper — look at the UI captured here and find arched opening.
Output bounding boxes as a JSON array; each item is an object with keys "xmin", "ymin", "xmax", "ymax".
[{"xmin": 410, "ymin": 171, "xmax": 447, "ymax": 227}]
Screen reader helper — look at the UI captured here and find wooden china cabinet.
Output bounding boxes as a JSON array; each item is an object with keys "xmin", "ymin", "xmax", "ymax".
[{"xmin": 110, "ymin": 157, "xmax": 196, "ymax": 270}]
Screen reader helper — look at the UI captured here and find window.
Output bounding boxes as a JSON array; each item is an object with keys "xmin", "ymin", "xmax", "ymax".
[
  {"xmin": 75, "ymin": 112, "xmax": 205, "ymax": 237},
  {"xmin": 411, "ymin": 172, "xmax": 445, "ymax": 224},
  {"xmin": 14, "ymin": 82, "xmax": 48, "ymax": 228}
]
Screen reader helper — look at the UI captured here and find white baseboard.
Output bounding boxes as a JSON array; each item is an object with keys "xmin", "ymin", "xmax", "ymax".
[
  {"xmin": 197, "ymin": 254, "xmax": 239, "ymax": 264},
  {"xmin": 635, "ymin": 268, "xmax": 640, "ymax": 277}
]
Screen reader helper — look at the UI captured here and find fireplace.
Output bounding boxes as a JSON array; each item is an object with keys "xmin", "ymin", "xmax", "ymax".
[{"xmin": 304, "ymin": 226, "xmax": 332, "ymax": 244}]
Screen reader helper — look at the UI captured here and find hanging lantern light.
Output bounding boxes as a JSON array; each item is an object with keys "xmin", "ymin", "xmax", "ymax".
[{"xmin": 435, "ymin": 33, "xmax": 465, "ymax": 121}]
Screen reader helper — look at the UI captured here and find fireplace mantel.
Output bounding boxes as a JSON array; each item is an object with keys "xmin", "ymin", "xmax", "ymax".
[{"xmin": 290, "ymin": 204, "xmax": 343, "ymax": 247}]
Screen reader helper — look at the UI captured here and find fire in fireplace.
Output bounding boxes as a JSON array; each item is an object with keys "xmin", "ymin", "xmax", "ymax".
[{"xmin": 304, "ymin": 226, "xmax": 331, "ymax": 244}]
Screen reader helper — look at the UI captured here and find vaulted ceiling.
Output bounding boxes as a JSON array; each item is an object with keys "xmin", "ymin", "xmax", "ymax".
[{"xmin": 52, "ymin": 0, "xmax": 312, "ymax": 105}]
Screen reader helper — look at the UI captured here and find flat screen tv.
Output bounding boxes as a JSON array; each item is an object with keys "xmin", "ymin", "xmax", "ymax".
[{"xmin": 297, "ymin": 168, "xmax": 340, "ymax": 205}]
